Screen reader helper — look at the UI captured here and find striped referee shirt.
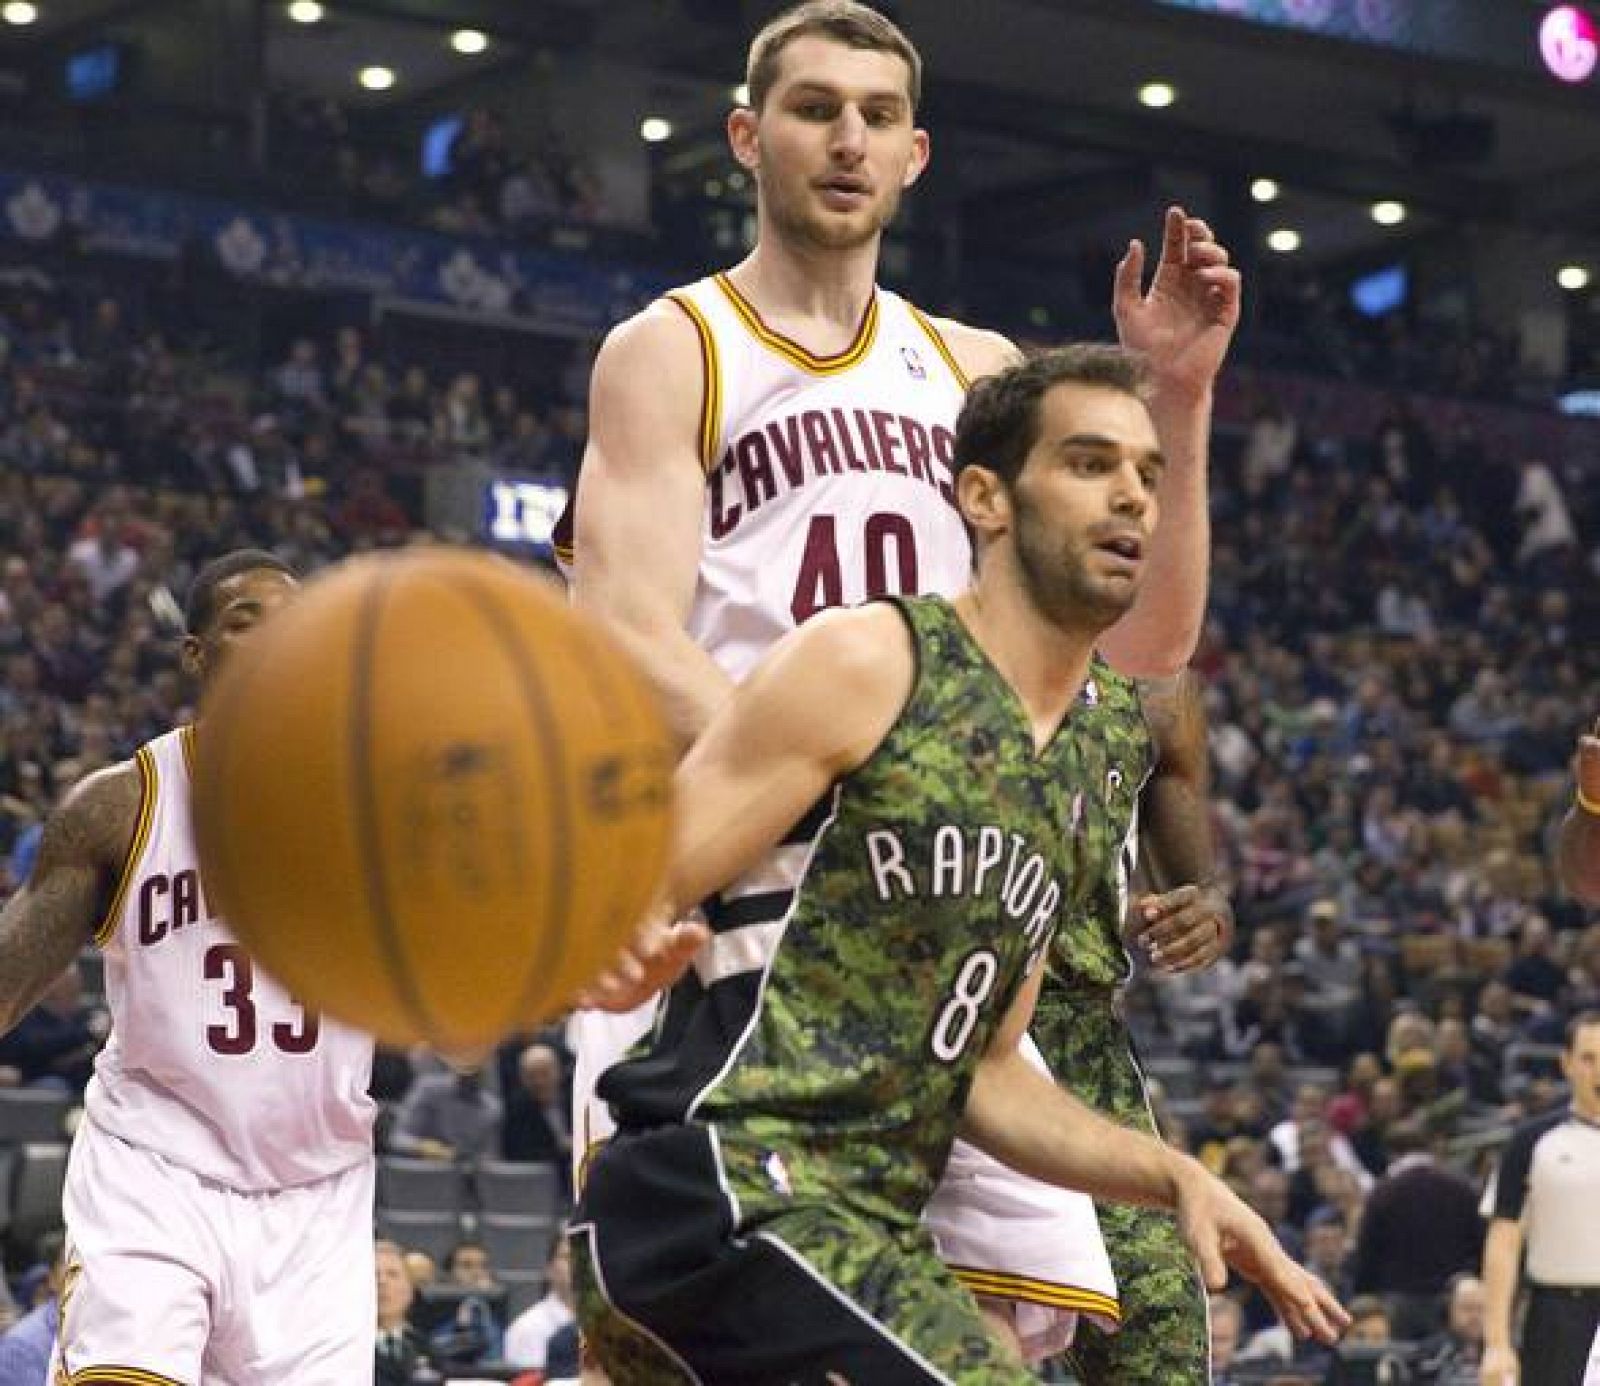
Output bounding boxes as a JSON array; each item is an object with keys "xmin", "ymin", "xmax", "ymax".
[{"xmin": 1482, "ymin": 1106, "xmax": 1600, "ymax": 1287}]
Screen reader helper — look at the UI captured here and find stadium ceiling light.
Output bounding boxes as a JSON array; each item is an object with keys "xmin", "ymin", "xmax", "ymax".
[
  {"xmin": 1558, "ymin": 264, "xmax": 1592, "ymax": 291},
  {"xmin": 1137, "ymin": 81, "xmax": 1177, "ymax": 109},
  {"xmin": 1250, "ymin": 178, "xmax": 1280, "ymax": 204},
  {"xmin": 732, "ymin": 83, "xmax": 751, "ymax": 106},
  {"xmin": 450, "ymin": 29, "xmax": 488, "ymax": 54},
  {"xmin": 1267, "ymin": 227, "xmax": 1302, "ymax": 254},
  {"xmin": 2, "ymin": 2, "xmax": 39, "ymax": 24},
  {"xmin": 639, "ymin": 116, "xmax": 673, "ymax": 143},
  {"xmin": 286, "ymin": 0, "xmax": 323, "ymax": 22},
  {"xmin": 1371, "ymin": 200, "xmax": 1407, "ymax": 226},
  {"xmin": 357, "ymin": 65, "xmax": 396, "ymax": 91}
]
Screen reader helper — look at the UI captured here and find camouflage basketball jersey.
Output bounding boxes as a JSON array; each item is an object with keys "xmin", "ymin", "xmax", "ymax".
[
  {"xmin": 600, "ymin": 595, "xmax": 1139, "ymax": 1229},
  {"xmin": 1045, "ymin": 664, "xmax": 1155, "ymax": 993}
]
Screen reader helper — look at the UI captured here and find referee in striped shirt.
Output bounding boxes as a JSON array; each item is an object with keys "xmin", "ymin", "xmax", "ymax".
[{"xmin": 1481, "ymin": 1010, "xmax": 1600, "ymax": 1385}]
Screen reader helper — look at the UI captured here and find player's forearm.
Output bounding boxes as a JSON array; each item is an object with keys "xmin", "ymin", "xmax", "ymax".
[
  {"xmin": 1097, "ymin": 392, "xmax": 1209, "ymax": 678},
  {"xmin": 1481, "ymin": 1219, "xmax": 1521, "ymax": 1351},
  {"xmin": 959, "ymin": 1045, "xmax": 1186, "ymax": 1209},
  {"xmin": 580, "ymin": 603, "xmax": 735, "ymax": 751},
  {"xmin": 1141, "ymin": 775, "xmax": 1215, "ymax": 892},
  {"xmin": 0, "ymin": 898, "xmax": 92, "ymax": 1036},
  {"xmin": 1557, "ymin": 803, "xmax": 1600, "ymax": 904}
]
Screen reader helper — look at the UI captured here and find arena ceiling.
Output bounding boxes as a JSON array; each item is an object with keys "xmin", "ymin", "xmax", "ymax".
[{"xmin": 6, "ymin": 0, "xmax": 1600, "ymax": 277}]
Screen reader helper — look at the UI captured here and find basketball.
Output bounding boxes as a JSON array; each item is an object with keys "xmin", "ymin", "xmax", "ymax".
[{"xmin": 191, "ymin": 546, "xmax": 674, "ymax": 1052}]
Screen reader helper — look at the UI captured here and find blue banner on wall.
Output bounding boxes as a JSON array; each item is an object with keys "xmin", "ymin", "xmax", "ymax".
[{"xmin": 0, "ymin": 169, "xmax": 667, "ymax": 332}]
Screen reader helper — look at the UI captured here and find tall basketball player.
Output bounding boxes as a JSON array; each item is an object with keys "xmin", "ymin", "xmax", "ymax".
[
  {"xmin": 572, "ymin": 347, "xmax": 1345, "ymax": 1383},
  {"xmin": 565, "ymin": 0, "xmax": 1239, "ymax": 1367},
  {"xmin": 1559, "ymin": 718, "xmax": 1600, "ymax": 906},
  {"xmin": 0, "ymin": 549, "xmax": 377, "ymax": 1384}
]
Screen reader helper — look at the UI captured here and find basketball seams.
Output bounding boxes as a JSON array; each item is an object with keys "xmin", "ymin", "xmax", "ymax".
[
  {"xmin": 348, "ymin": 562, "xmax": 443, "ymax": 1045},
  {"xmin": 451, "ymin": 575, "xmax": 575, "ymax": 1039}
]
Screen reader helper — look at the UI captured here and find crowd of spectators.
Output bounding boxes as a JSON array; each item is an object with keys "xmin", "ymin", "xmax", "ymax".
[
  {"xmin": 269, "ymin": 95, "xmax": 611, "ymax": 246},
  {"xmin": 1, "ymin": 235, "xmax": 1598, "ymax": 1382}
]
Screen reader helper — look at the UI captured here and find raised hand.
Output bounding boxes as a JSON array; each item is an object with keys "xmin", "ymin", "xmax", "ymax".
[{"xmin": 1114, "ymin": 205, "xmax": 1243, "ymax": 402}]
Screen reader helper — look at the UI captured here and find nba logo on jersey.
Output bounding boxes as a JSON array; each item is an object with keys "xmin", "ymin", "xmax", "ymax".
[
  {"xmin": 900, "ymin": 345, "xmax": 927, "ymax": 379},
  {"xmin": 1106, "ymin": 767, "xmax": 1124, "ymax": 798},
  {"xmin": 1081, "ymin": 678, "xmax": 1100, "ymax": 708}
]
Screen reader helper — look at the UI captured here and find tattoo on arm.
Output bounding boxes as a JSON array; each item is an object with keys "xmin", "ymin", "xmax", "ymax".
[
  {"xmin": 0, "ymin": 766, "xmax": 137, "ymax": 1031},
  {"xmin": 1139, "ymin": 674, "xmax": 1216, "ymax": 890}
]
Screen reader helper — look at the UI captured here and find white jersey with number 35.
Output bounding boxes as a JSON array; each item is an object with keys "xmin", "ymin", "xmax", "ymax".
[
  {"xmin": 84, "ymin": 727, "xmax": 374, "ymax": 1192},
  {"xmin": 670, "ymin": 272, "xmax": 974, "ymax": 679}
]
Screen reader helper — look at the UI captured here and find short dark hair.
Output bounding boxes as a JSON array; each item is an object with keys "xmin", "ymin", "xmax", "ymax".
[
  {"xmin": 185, "ymin": 549, "xmax": 295, "ymax": 635},
  {"xmin": 1566, "ymin": 1009, "xmax": 1600, "ymax": 1050},
  {"xmin": 746, "ymin": 1, "xmax": 922, "ymax": 111},
  {"xmin": 953, "ymin": 344, "xmax": 1150, "ymax": 489},
  {"xmin": 445, "ymin": 1239, "xmax": 488, "ymax": 1272}
]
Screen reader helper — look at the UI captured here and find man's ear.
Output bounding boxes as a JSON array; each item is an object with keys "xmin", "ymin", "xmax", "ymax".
[
  {"xmin": 180, "ymin": 633, "xmax": 204, "ymax": 682},
  {"xmin": 728, "ymin": 106, "xmax": 760, "ymax": 173},
  {"xmin": 957, "ymin": 464, "xmax": 1011, "ymax": 541}
]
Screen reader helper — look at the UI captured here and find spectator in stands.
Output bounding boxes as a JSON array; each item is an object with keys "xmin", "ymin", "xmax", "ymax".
[
  {"xmin": 1210, "ymin": 1294, "xmax": 1246, "ymax": 1385},
  {"xmin": 1514, "ymin": 456, "xmax": 1578, "ymax": 570},
  {"xmin": 1302, "ymin": 1207, "xmax": 1353, "ymax": 1302},
  {"xmin": 429, "ymin": 1240, "xmax": 504, "ymax": 1367},
  {"xmin": 1415, "ymin": 1272, "xmax": 1484, "ymax": 1384},
  {"xmin": 272, "ymin": 337, "xmax": 328, "ymax": 424},
  {"xmin": 504, "ymin": 1234, "xmax": 577, "ymax": 1371},
  {"xmin": 333, "ymin": 468, "xmax": 409, "ymax": 546},
  {"xmin": 1504, "ymin": 914, "xmax": 1566, "ymax": 1015},
  {"xmin": 1351, "ymin": 1121, "xmax": 1482, "ymax": 1338},
  {"xmin": 375, "ymin": 1237, "xmax": 429, "ymax": 1386},
  {"xmin": 0, "ymin": 960, "xmax": 107, "ymax": 1092},
  {"xmin": 389, "ymin": 1060, "xmax": 503, "ymax": 1163},
  {"xmin": 502, "ymin": 1040, "xmax": 572, "ymax": 1176},
  {"xmin": 0, "ymin": 1230, "xmax": 64, "ymax": 1379}
]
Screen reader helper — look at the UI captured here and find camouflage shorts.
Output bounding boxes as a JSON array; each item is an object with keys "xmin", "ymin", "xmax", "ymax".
[{"xmin": 573, "ymin": 1123, "xmax": 1038, "ymax": 1386}]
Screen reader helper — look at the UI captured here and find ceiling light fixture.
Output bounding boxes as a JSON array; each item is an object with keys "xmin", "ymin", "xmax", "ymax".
[
  {"xmin": 1267, "ymin": 227, "xmax": 1302, "ymax": 254},
  {"xmin": 357, "ymin": 65, "xmax": 396, "ymax": 91},
  {"xmin": 1371, "ymin": 200, "xmax": 1407, "ymax": 226},
  {"xmin": 286, "ymin": 1, "xmax": 323, "ymax": 23},
  {"xmin": 1138, "ymin": 81, "xmax": 1177, "ymax": 109},
  {"xmin": 640, "ymin": 116, "xmax": 673, "ymax": 143},
  {"xmin": 1250, "ymin": 178, "xmax": 1280, "ymax": 204},
  {"xmin": 450, "ymin": 29, "xmax": 488, "ymax": 55}
]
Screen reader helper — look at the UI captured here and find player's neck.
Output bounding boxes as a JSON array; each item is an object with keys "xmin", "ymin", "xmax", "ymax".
[
  {"xmin": 730, "ymin": 236, "xmax": 879, "ymax": 332},
  {"xmin": 953, "ymin": 583, "xmax": 1096, "ymax": 750}
]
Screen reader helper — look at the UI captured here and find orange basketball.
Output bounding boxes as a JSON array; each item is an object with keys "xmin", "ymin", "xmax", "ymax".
[{"xmin": 191, "ymin": 546, "xmax": 674, "ymax": 1051}]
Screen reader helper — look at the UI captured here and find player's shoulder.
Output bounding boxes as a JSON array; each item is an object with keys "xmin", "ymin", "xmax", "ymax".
[
  {"xmin": 598, "ymin": 297, "xmax": 704, "ymax": 364},
  {"xmin": 915, "ymin": 315, "xmax": 1021, "ymax": 383},
  {"xmin": 788, "ymin": 602, "xmax": 913, "ymax": 682},
  {"xmin": 46, "ymin": 757, "xmax": 148, "ymax": 869}
]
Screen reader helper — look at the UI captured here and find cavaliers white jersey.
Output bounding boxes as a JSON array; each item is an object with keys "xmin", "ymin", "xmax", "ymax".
[
  {"xmin": 84, "ymin": 727, "xmax": 375, "ymax": 1191},
  {"xmin": 669, "ymin": 272, "xmax": 974, "ymax": 679},
  {"xmin": 564, "ymin": 273, "xmax": 979, "ymax": 1174}
]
